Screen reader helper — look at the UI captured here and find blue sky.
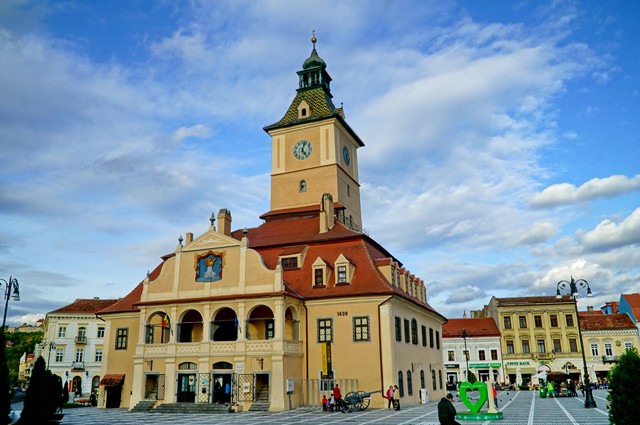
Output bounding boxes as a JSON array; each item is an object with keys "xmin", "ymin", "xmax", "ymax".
[{"xmin": 1, "ymin": 0, "xmax": 639, "ymax": 325}]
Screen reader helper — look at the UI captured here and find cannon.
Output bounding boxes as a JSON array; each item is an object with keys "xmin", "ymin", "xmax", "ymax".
[{"xmin": 340, "ymin": 389, "xmax": 382, "ymax": 412}]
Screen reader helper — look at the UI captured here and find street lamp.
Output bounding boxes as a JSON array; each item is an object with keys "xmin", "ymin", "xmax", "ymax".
[
  {"xmin": 44, "ymin": 341, "xmax": 57, "ymax": 369},
  {"xmin": 556, "ymin": 276, "xmax": 596, "ymax": 408},
  {"xmin": 459, "ymin": 328, "xmax": 471, "ymax": 381},
  {"xmin": 1, "ymin": 275, "xmax": 20, "ymax": 332}
]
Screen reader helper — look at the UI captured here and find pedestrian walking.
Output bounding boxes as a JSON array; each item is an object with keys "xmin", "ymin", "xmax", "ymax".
[
  {"xmin": 386, "ymin": 385, "xmax": 394, "ymax": 409},
  {"xmin": 438, "ymin": 393, "xmax": 461, "ymax": 425},
  {"xmin": 393, "ymin": 385, "xmax": 400, "ymax": 410},
  {"xmin": 492, "ymin": 386, "xmax": 498, "ymax": 408}
]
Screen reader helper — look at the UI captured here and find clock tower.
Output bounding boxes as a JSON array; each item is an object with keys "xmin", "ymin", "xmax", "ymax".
[{"xmin": 263, "ymin": 34, "xmax": 364, "ymax": 230}]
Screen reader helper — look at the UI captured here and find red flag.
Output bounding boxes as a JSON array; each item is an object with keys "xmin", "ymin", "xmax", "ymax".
[{"xmin": 161, "ymin": 315, "xmax": 169, "ymax": 328}]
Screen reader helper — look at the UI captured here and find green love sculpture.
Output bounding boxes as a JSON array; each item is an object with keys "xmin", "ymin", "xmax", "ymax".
[{"xmin": 458, "ymin": 381, "xmax": 488, "ymax": 413}]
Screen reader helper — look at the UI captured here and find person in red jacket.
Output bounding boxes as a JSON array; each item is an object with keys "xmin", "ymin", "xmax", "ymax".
[
  {"xmin": 333, "ymin": 384, "xmax": 344, "ymax": 412},
  {"xmin": 386, "ymin": 385, "xmax": 394, "ymax": 409}
]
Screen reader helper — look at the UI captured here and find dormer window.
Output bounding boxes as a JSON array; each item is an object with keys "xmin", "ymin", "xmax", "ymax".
[
  {"xmin": 334, "ymin": 254, "xmax": 353, "ymax": 285},
  {"xmin": 312, "ymin": 257, "xmax": 329, "ymax": 287},
  {"xmin": 297, "ymin": 100, "xmax": 311, "ymax": 119},
  {"xmin": 281, "ymin": 256, "xmax": 299, "ymax": 270}
]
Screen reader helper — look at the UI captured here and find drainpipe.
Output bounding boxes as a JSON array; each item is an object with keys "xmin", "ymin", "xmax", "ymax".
[{"xmin": 377, "ymin": 297, "xmax": 393, "ymax": 392}]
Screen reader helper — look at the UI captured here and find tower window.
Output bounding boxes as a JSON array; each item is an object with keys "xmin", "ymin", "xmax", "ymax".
[{"xmin": 299, "ymin": 180, "xmax": 306, "ymax": 192}]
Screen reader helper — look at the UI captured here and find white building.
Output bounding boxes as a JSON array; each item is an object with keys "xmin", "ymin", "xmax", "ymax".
[
  {"xmin": 442, "ymin": 318, "xmax": 503, "ymax": 388},
  {"xmin": 38, "ymin": 298, "xmax": 118, "ymax": 397}
]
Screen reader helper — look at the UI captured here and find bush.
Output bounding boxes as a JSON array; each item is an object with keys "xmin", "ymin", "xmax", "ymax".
[
  {"xmin": 17, "ymin": 356, "xmax": 63, "ymax": 424},
  {"xmin": 608, "ymin": 348, "xmax": 640, "ymax": 425}
]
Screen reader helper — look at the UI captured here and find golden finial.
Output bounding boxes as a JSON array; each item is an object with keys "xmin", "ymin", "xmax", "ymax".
[{"xmin": 311, "ymin": 29, "xmax": 317, "ymax": 47}]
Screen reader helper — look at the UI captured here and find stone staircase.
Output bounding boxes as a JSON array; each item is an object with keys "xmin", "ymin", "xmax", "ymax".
[
  {"xmin": 130, "ymin": 399, "xmax": 156, "ymax": 412},
  {"xmin": 151, "ymin": 403, "xmax": 231, "ymax": 414},
  {"xmin": 248, "ymin": 385, "xmax": 270, "ymax": 412}
]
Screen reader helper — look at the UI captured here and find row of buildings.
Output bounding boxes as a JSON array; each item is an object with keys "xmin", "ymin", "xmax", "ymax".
[{"xmin": 20, "ymin": 38, "xmax": 640, "ymax": 412}]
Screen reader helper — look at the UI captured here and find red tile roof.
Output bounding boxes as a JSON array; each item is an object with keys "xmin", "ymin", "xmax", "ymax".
[
  {"xmin": 99, "ymin": 374, "xmax": 125, "ymax": 387},
  {"xmin": 494, "ymin": 295, "xmax": 573, "ymax": 305},
  {"xmin": 97, "ymin": 283, "xmax": 143, "ymax": 315},
  {"xmin": 50, "ymin": 298, "xmax": 119, "ymax": 314},
  {"xmin": 579, "ymin": 313, "xmax": 636, "ymax": 331},
  {"xmin": 442, "ymin": 318, "xmax": 500, "ymax": 338}
]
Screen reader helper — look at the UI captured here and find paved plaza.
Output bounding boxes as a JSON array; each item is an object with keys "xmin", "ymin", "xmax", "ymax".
[{"xmin": 13, "ymin": 389, "xmax": 611, "ymax": 425}]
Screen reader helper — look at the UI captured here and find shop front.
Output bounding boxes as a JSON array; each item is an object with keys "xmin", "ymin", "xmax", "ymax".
[{"xmin": 468, "ymin": 362, "xmax": 501, "ymax": 382}]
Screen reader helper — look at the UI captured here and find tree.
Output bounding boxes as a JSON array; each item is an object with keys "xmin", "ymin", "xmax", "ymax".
[
  {"xmin": 18, "ymin": 356, "xmax": 58, "ymax": 424},
  {"xmin": 608, "ymin": 347, "xmax": 640, "ymax": 425},
  {"xmin": 467, "ymin": 370, "xmax": 477, "ymax": 384},
  {"xmin": 0, "ymin": 332, "xmax": 10, "ymax": 425}
]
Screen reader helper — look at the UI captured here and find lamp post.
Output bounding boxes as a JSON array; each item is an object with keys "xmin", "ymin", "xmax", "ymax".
[
  {"xmin": 556, "ymin": 276, "xmax": 597, "ymax": 408},
  {"xmin": 44, "ymin": 341, "xmax": 57, "ymax": 369},
  {"xmin": 1, "ymin": 275, "xmax": 20, "ymax": 332},
  {"xmin": 459, "ymin": 328, "xmax": 471, "ymax": 381}
]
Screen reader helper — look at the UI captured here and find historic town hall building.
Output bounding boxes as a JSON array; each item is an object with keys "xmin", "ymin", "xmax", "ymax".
[{"xmin": 97, "ymin": 36, "xmax": 446, "ymax": 412}]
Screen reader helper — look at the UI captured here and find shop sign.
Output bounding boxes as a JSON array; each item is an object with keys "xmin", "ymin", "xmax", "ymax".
[
  {"xmin": 445, "ymin": 364, "xmax": 459, "ymax": 369},
  {"xmin": 469, "ymin": 362, "xmax": 502, "ymax": 369},
  {"xmin": 505, "ymin": 361, "xmax": 530, "ymax": 366}
]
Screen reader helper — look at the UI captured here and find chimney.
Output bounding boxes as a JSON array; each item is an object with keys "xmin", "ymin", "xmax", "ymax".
[
  {"xmin": 217, "ymin": 209, "xmax": 232, "ymax": 236},
  {"xmin": 587, "ymin": 305, "xmax": 594, "ymax": 315},
  {"xmin": 319, "ymin": 193, "xmax": 335, "ymax": 233},
  {"xmin": 185, "ymin": 232, "xmax": 193, "ymax": 244}
]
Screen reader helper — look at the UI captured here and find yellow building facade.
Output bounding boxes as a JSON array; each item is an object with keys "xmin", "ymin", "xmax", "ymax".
[
  {"xmin": 486, "ymin": 296, "xmax": 584, "ymax": 385},
  {"xmin": 98, "ymin": 37, "xmax": 446, "ymax": 412}
]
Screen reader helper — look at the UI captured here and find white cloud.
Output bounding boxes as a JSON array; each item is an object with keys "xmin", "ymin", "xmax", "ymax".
[
  {"xmin": 530, "ymin": 174, "xmax": 640, "ymax": 207},
  {"xmin": 581, "ymin": 207, "xmax": 640, "ymax": 251}
]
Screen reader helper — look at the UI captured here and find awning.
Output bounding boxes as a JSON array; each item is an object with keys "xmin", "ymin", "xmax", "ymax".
[{"xmin": 99, "ymin": 374, "xmax": 125, "ymax": 387}]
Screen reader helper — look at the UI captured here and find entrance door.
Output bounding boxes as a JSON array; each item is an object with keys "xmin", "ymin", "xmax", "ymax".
[
  {"xmin": 211, "ymin": 373, "xmax": 232, "ymax": 404},
  {"xmin": 177, "ymin": 373, "xmax": 196, "ymax": 402}
]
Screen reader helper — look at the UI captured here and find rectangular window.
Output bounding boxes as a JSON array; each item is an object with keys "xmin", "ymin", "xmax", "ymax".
[
  {"xmin": 435, "ymin": 331, "xmax": 440, "ymax": 350},
  {"xmin": 590, "ymin": 343, "xmax": 598, "ymax": 356},
  {"xmin": 506, "ymin": 340, "xmax": 514, "ymax": 354},
  {"xmin": 448, "ymin": 350, "xmax": 455, "ymax": 361},
  {"xmin": 429, "ymin": 328, "xmax": 434, "ymax": 348},
  {"xmin": 463, "ymin": 349, "xmax": 469, "ymax": 361},
  {"xmin": 534, "ymin": 315, "xmax": 543, "ymax": 328},
  {"xmin": 115, "ymin": 328, "xmax": 128, "ymax": 350},
  {"xmin": 537, "ymin": 339, "xmax": 546, "ymax": 353},
  {"xmin": 318, "ymin": 318, "xmax": 333, "ymax": 343},
  {"xmin": 395, "ymin": 317, "xmax": 402, "ymax": 342},
  {"xmin": 95, "ymin": 348, "xmax": 103, "ymax": 362},
  {"xmin": 75, "ymin": 348, "xmax": 84, "ymax": 362},
  {"xmin": 55, "ymin": 349, "xmax": 64, "ymax": 362},
  {"xmin": 337, "ymin": 265, "xmax": 347, "ymax": 283},
  {"xmin": 58, "ymin": 326, "xmax": 66, "ymax": 338},
  {"xmin": 519, "ymin": 316, "xmax": 527, "ymax": 328},
  {"xmin": 97, "ymin": 327, "xmax": 105, "ymax": 338},
  {"xmin": 625, "ymin": 341, "xmax": 633, "ymax": 351},
  {"xmin": 605, "ymin": 343, "xmax": 613, "ymax": 356},
  {"xmin": 404, "ymin": 319, "xmax": 410, "ymax": 343},
  {"xmin": 478, "ymin": 350, "xmax": 486, "ymax": 361},
  {"xmin": 491, "ymin": 349, "xmax": 498, "ymax": 360},
  {"xmin": 522, "ymin": 340, "xmax": 530, "ymax": 354},
  {"xmin": 550, "ymin": 315, "xmax": 558, "ymax": 327},
  {"xmin": 569, "ymin": 338, "xmax": 578, "ymax": 353},
  {"xmin": 281, "ymin": 257, "xmax": 298, "ymax": 269},
  {"xmin": 565, "ymin": 314, "xmax": 574, "ymax": 327},
  {"xmin": 503, "ymin": 316, "xmax": 512, "ymax": 329},
  {"xmin": 421, "ymin": 325, "xmax": 427, "ymax": 347},
  {"xmin": 553, "ymin": 339, "xmax": 562, "ymax": 353},
  {"xmin": 314, "ymin": 269, "xmax": 324, "ymax": 286},
  {"xmin": 353, "ymin": 316, "xmax": 370, "ymax": 342}
]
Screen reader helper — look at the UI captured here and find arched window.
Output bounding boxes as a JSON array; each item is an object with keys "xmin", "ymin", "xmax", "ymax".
[
  {"xmin": 299, "ymin": 180, "xmax": 307, "ymax": 192},
  {"xmin": 407, "ymin": 370, "xmax": 413, "ymax": 396},
  {"xmin": 411, "ymin": 319, "xmax": 418, "ymax": 345},
  {"xmin": 432, "ymin": 370, "xmax": 437, "ymax": 391},
  {"xmin": 301, "ymin": 108, "xmax": 307, "ymax": 117},
  {"xmin": 439, "ymin": 369, "xmax": 443, "ymax": 389},
  {"xmin": 210, "ymin": 307, "xmax": 238, "ymax": 342},
  {"xmin": 420, "ymin": 370, "xmax": 425, "ymax": 389},
  {"xmin": 398, "ymin": 371, "xmax": 404, "ymax": 397}
]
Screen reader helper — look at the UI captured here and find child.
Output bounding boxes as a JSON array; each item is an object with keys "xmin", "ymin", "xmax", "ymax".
[
  {"xmin": 329, "ymin": 393, "xmax": 335, "ymax": 412},
  {"xmin": 322, "ymin": 394, "xmax": 328, "ymax": 412}
]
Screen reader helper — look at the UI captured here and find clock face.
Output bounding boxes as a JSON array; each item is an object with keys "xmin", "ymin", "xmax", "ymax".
[
  {"xmin": 293, "ymin": 140, "xmax": 312, "ymax": 160},
  {"xmin": 342, "ymin": 146, "xmax": 351, "ymax": 166}
]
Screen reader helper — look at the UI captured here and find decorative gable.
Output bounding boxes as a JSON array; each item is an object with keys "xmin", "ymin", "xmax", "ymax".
[
  {"xmin": 334, "ymin": 254, "xmax": 354, "ymax": 285},
  {"xmin": 312, "ymin": 257, "xmax": 330, "ymax": 287}
]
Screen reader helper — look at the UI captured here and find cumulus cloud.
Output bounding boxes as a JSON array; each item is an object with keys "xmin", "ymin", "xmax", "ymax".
[
  {"xmin": 530, "ymin": 175, "xmax": 640, "ymax": 208},
  {"xmin": 581, "ymin": 207, "xmax": 640, "ymax": 251}
]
